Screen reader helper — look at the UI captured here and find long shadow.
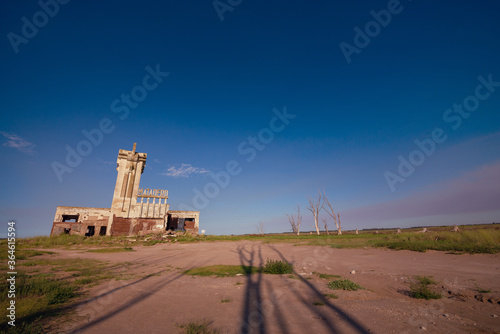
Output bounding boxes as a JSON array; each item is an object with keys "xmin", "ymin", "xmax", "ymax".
[
  {"xmin": 237, "ymin": 243, "xmax": 266, "ymax": 334},
  {"xmin": 263, "ymin": 279, "xmax": 291, "ymax": 334},
  {"xmin": 68, "ymin": 259, "xmax": 200, "ymax": 333},
  {"xmin": 2, "ymin": 267, "xmax": 168, "ymax": 333},
  {"xmin": 267, "ymin": 244, "xmax": 371, "ymax": 334}
]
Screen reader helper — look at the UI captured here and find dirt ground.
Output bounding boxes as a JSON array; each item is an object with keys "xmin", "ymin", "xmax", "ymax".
[{"xmin": 49, "ymin": 241, "xmax": 499, "ymax": 334}]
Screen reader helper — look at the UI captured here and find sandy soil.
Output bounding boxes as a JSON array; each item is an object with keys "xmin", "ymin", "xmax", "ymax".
[{"xmin": 48, "ymin": 241, "xmax": 500, "ymax": 334}]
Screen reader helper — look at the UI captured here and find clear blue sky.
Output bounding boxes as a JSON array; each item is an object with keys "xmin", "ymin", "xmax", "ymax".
[{"xmin": 1, "ymin": 0, "xmax": 499, "ymax": 237}]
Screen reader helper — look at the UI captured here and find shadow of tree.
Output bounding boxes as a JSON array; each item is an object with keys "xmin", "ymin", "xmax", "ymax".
[{"xmin": 266, "ymin": 244, "xmax": 371, "ymax": 334}]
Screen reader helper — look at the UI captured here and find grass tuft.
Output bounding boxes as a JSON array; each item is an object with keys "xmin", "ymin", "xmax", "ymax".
[
  {"xmin": 262, "ymin": 259, "xmax": 293, "ymax": 274},
  {"xmin": 315, "ymin": 272, "xmax": 341, "ymax": 280},
  {"xmin": 323, "ymin": 293, "xmax": 339, "ymax": 299},
  {"xmin": 178, "ymin": 319, "xmax": 222, "ymax": 334},
  {"xmin": 327, "ymin": 279, "xmax": 364, "ymax": 291},
  {"xmin": 409, "ymin": 276, "xmax": 441, "ymax": 300}
]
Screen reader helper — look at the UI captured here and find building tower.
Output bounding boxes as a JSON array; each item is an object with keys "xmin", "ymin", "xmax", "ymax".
[{"xmin": 111, "ymin": 143, "xmax": 147, "ymax": 218}]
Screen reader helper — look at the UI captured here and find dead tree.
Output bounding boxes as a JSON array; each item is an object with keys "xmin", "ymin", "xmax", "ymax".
[
  {"xmin": 307, "ymin": 191, "xmax": 323, "ymax": 235},
  {"xmin": 337, "ymin": 213, "xmax": 342, "ymax": 235},
  {"xmin": 257, "ymin": 221, "xmax": 265, "ymax": 236},
  {"xmin": 323, "ymin": 190, "xmax": 342, "ymax": 235},
  {"xmin": 322, "ymin": 218, "xmax": 329, "ymax": 235},
  {"xmin": 286, "ymin": 205, "xmax": 302, "ymax": 236}
]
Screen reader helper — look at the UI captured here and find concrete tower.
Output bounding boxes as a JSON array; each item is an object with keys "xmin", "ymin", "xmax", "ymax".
[{"xmin": 111, "ymin": 143, "xmax": 147, "ymax": 218}]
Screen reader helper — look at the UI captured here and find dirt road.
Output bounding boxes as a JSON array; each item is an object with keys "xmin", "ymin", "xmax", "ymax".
[{"xmin": 55, "ymin": 241, "xmax": 500, "ymax": 333}]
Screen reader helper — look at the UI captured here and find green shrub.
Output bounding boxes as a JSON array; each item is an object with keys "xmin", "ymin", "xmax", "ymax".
[
  {"xmin": 262, "ymin": 259, "xmax": 293, "ymax": 274},
  {"xmin": 178, "ymin": 319, "xmax": 221, "ymax": 334},
  {"xmin": 409, "ymin": 276, "xmax": 441, "ymax": 300},
  {"xmin": 327, "ymin": 279, "xmax": 364, "ymax": 291}
]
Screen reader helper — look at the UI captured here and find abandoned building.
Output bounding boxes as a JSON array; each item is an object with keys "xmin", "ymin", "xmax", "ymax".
[{"xmin": 50, "ymin": 143, "xmax": 199, "ymax": 237}]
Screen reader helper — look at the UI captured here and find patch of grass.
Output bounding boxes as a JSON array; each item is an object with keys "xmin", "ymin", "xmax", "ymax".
[
  {"xmin": 74, "ymin": 277, "xmax": 96, "ymax": 285},
  {"xmin": 414, "ymin": 276, "xmax": 436, "ymax": 285},
  {"xmin": 87, "ymin": 247, "xmax": 135, "ymax": 253},
  {"xmin": 328, "ymin": 279, "xmax": 364, "ymax": 291},
  {"xmin": 234, "ymin": 282, "xmax": 243, "ymax": 286},
  {"xmin": 315, "ymin": 272, "xmax": 341, "ymax": 280},
  {"xmin": 15, "ymin": 249, "xmax": 55, "ymax": 260},
  {"xmin": 312, "ymin": 300, "xmax": 325, "ymax": 306},
  {"xmin": 409, "ymin": 276, "xmax": 441, "ymax": 300},
  {"xmin": 183, "ymin": 265, "xmax": 260, "ymax": 277},
  {"xmin": 3, "ymin": 225, "xmax": 498, "ymax": 254},
  {"xmin": 288, "ymin": 274, "xmax": 299, "ymax": 279},
  {"xmin": 178, "ymin": 319, "xmax": 222, "ymax": 334},
  {"xmin": 0, "ymin": 271, "xmax": 78, "ymax": 332},
  {"xmin": 1, "ymin": 256, "xmax": 130, "ymax": 331},
  {"xmin": 220, "ymin": 297, "xmax": 231, "ymax": 303},
  {"xmin": 475, "ymin": 287, "xmax": 491, "ymax": 293},
  {"xmin": 372, "ymin": 229, "xmax": 500, "ymax": 254},
  {"xmin": 262, "ymin": 259, "xmax": 293, "ymax": 275},
  {"xmin": 323, "ymin": 293, "xmax": 339, "ymax": 299}
]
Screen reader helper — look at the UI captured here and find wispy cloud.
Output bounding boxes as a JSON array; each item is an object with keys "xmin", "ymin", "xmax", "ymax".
[
  {"xmin": 99, "ymin": 159, "xmax": 115, "ymax": 165},
  {"xmin": 0, "ymin": 131, "xmax": 36, "ymax": 154},
  {"xmin": 161, "ymin": 163, "xmax": 209, "ymax": 178}
]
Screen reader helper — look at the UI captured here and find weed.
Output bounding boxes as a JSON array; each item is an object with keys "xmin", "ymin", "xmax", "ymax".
[
  {"xmin": 476, "ymin": 287, "xmax": 491, "ymax": 293},
  {"xmin": 323, "ymin": 293, "xmax": 339, "ymax": 299},
  {"xmin": 178, "ymin": 319, "xmax": 221, "ymax": 334},
  {"xmin": 328, "ymin": 279, "xmax": 364, "ymax": 291},
  {"xmin": 220, "ymin": 297, "xmax": 231, "ymax": 303},
  {"xmin": 316, "ymin": 272, "xmax": 341, "ymax": 280},
  {"xmin": 409, "ymin": 276, "xmax": 441, "ymax": 300},
  {"xmin": 262, "ymin": 259, "xmax": 293, "ymax": 274},
  {"xmin": 312, "ymin": 300, "xmax": 325, "ymax": 306}
]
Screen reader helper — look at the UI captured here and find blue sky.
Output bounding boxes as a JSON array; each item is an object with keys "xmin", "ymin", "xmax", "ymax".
[{"xmin": 1, "ymin": 0, "xmax": 499, "ymax": 237}]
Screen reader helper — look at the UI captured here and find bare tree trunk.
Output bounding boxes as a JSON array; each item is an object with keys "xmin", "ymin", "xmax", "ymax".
[
  {"xmin": 323, "ymin": 218, "xmax": 329, "ymax": 235},
  {"xmin": 286, "ymin": 205, "xmax": 302, "ymax": 236},
  {"xmin": 257, "ymin": 221, "xmax": 265, "ymax": 236},
  {"xmin": 307, "ymin": 191, "xmax": 323, "ymax": 235},
  {"xmin": 323, "ymin": 190, "xmax": 342, "ymax": 235},
  {"xmin": 337, "ymin": 213, "xmax": 342, "ymax": 235}
]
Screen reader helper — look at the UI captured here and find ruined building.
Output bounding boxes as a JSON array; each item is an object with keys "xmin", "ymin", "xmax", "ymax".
[{"xmin": 50, "ymin": 144, "xmax": 199, "ymax": 237}]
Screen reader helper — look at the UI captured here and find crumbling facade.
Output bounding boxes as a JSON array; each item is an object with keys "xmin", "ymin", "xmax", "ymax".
[{"xmin": 51, "ymin": 143, "xmax": 199, "ymax": 237}]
